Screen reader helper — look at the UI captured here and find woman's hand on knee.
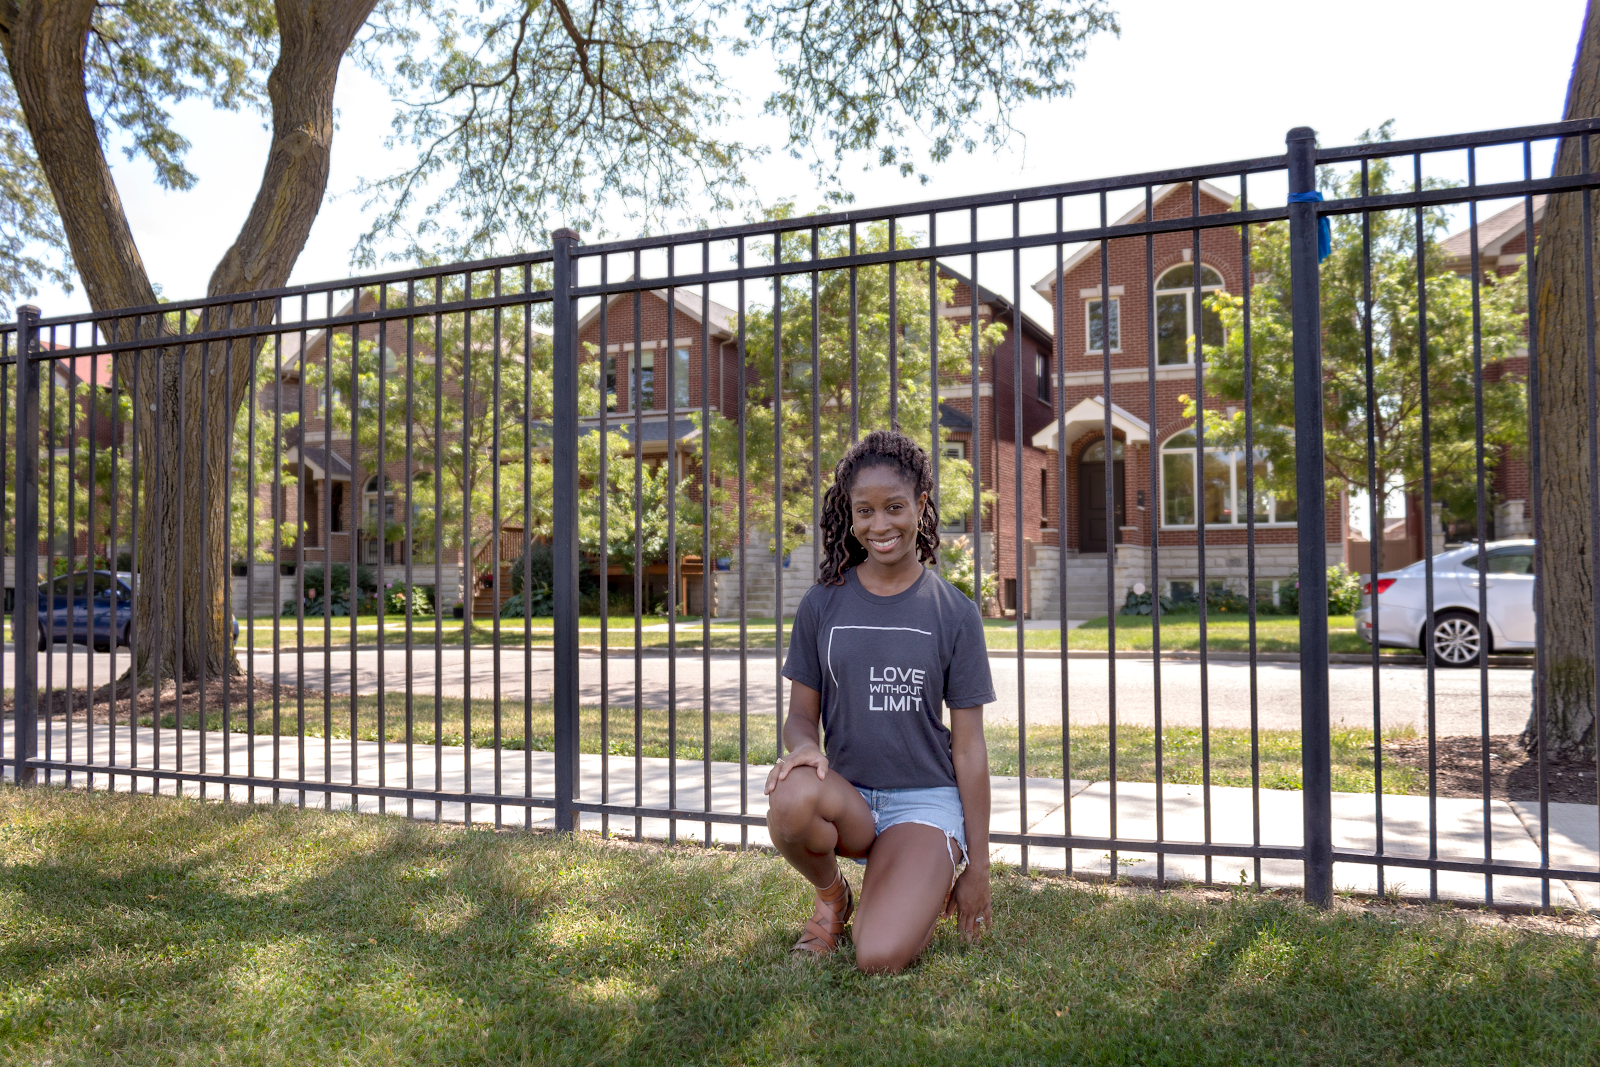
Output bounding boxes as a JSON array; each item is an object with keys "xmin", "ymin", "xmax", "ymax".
[{"xmin": 764, "ymin": 743, "xmax": 828, "ymax": 796}]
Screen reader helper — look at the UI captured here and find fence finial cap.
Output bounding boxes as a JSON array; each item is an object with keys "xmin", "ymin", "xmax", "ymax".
[
  {"xmin": 550, "ymin": 228, "xmax": 581, "ymax": 243},
  {"xmin": 1286, "ymin": 126, "xmax": 1316, "ymax": 143}
]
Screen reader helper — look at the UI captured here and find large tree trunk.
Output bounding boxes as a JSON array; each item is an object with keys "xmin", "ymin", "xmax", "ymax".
[
  {"xmin": 1, "ymin": 0, "xmax": 375, "ymax": 681},
  {"xmin": 1524, "ymin": 0, "xmax": 1600, "ymax": 760}
]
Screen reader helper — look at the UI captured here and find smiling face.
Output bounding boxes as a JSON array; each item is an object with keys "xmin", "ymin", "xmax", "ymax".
[{"xmin": 848, "ymin": 463, "xmax": 928, "ymax": 572}]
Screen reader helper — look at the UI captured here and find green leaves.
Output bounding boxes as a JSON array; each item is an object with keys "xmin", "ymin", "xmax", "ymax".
[
  {"xmin": 0, "ymin": 75, "xmax": 70, "ymax": 316},
  {"xmin": 749, "ymin": 0, "xmax": 1118, "ymax": 183},
  {"xmin": 1195, "ymin": 136, "xmax": 1528, "ymax": 530}
]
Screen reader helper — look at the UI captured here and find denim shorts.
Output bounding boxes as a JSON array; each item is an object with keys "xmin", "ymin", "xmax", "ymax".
[{"xmin": 852, "ymin": 785, "xmax": 969, "ymax": 869}]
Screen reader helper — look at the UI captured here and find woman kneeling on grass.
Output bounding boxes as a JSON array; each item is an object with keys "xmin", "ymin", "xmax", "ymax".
[{"xmin": 766, "ymin": 430, "xmax": 994, "ymax": 972}]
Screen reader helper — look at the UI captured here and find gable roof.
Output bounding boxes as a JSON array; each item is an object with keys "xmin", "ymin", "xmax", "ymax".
[
  {"xmin": 938, "ymin": 263, "xmax": 1055, "ymax": 347},
  {"xmin": 1440, "ymin": 195, "xmax": 1546, "ymax": 263},
  {"xmin": 1030, "ymin": 394, "xmax": 1150, "ymax": 451},
  {"xmin": 1031, "ymin": 180, "xmax": 1238, "ymax": 297},
  {"xmin": 576, "ymin": 285, "xmax": 738, "ymax": 340}
]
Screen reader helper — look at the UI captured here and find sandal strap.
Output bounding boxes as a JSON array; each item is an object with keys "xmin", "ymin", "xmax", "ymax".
[{"xmin": 792, "ymin": 874, "xmax": 854, "ymax": 956}]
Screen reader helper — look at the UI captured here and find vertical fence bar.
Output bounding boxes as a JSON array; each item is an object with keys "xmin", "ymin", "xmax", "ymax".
[
  {"xmin": 970, "ymin": 211, "xmax": 984, "ymax": 616},
  {"xmin": 1056, "ymin": 204, "xmax": 1073, "ymax": 879},
  {"xmin": 1415, "ymin": 151, "xmax": 1439, "ymax": 903},
  {"xmin": 1, "ymin": 330, "xmax": 11, "ymax": 784},
  {"xmin": 1188, "ymin": 187, "xmax": 1212, "ymax": 884},
  {"xmin": 1466, "ymin": 167, "xmax": 1494, "ymax": 904},
  {"xmin": 42, "ymin": 323, "xmax": 56, "ymax": 786},
  {"xmin": 461, "ymin": 296, "xmax": 475, "ymax": 826},
  {"xmin": 701, "ymin": 263, "xmax": 713, "ymax": 846},
  {"xmin": 12, "ymin": 305, "xmax": 40, "ymax": 785},
  {"xmin": 667, "ymin": 250, "xmax": 679, "ymax": 846},
  {"xmin": 521, "ymin": 267, "xmax": 535, "ymax": 831},
  {"xmin": 599, "ymin": 254, "xmax": 611, "ymax": 840},
  {"xmin": 1360, "ymin": 162, "xmax": 1386, "ymax": 899},
  {"xmin": 1287, "ymin": 126, "xmax": 1333, "ymax": 908},
  {"xmin": 1098, "ymin": 197, "xmax": 1118, "ymax": 877},
  {"xmin": 1523, "ymin": 142, "xmax": 1550, "ymax": 908},
  {"xmin": 631, "ymin": 275, "xmax": 643, "ymax": 842},
  {"xmin": 551, "ymin": 228, "xmax": 582, "ymax": 832},
  {"xmin": 376, "ymin": 290, "xmax": 390, "ymax": 816},
  {"xmin": 772, "ymin": 238, "xmax": 785, "ymax": 811},
  {"xmin": 1241, "ymin": 171, "xmax": 1262, "ymax": 892},
  {"xmin": 1145, "ymin": 186, "xmax": 1163, "ymax": 885},
  {"xmin": 1012, "ymin": 207, "xmax": 1027, "ymax": 874},
  {"xmin": 737, "ymin": 243, "xmax": 750, "ymax": 850}
]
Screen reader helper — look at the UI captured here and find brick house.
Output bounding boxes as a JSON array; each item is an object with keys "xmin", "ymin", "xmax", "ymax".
[
  {"xmin": 1029, "ymin": 180, "xmax": 1348, "ymax": 619},
  {"xmin": 252, "ymin": 292, "xmax": 477, "ymax": 613},
  {"xmin": 934, "ymin": 269, "xmax": 1058, "ymax": 618},
  {"xmin": 1436, "ymin": 195, "xmax": 1542, "ymax": 544},
  {"xmin": 576, "ymin": 269, "xmax": 1056, "ymax": 618},
  {"xmin": 575, "ymin": 287, "xmax": 736, "ymax": 614}
]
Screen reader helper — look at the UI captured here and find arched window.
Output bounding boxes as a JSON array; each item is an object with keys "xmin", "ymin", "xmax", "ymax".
[
  {"xmin": 1155, "ymin": 264, "xmax": 1225, "ymax": 366},
  {"xmin": 1160, "ymin": 429, "xmax": 1295, "ymax": 527},
  {"xmin": 1080, "ymin": 439, "xmax": 1125, "ymax": 463},
  {"xmin": 364, "ymin": 475, "xmax": 397, "ymax": 528}
]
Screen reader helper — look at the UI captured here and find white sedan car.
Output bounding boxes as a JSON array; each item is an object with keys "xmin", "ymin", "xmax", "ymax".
[{"xmin": 1352, "ymin": 539, "xmax": 1536, "ymax": 666}]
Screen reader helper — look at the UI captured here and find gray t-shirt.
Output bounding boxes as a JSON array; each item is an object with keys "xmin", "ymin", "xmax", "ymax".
[{"xmin": 782, "ymin": 567, "xmax": 996, "ymax": 790}]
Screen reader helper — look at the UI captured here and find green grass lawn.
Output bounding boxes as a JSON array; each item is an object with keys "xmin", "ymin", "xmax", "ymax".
[
  {"xmin": 234, "ymin": 613, "xmax": 1438, "ymax": 657},
  {"xmin": 1, "ymin": 786, "xmax": 1596, "ymax": 1066},
  {"xmin": 1060, "ymin": 614, "xmax": 1370, "ymax": 654},
  {"xmin": 150, "ymin": 696, "xmax": 1425, "ymax": 796}
]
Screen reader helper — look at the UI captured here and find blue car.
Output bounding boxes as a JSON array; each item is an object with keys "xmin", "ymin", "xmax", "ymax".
[{"xmin": 36, "ymin": 570, "xmax": 238, "ymax": 651}]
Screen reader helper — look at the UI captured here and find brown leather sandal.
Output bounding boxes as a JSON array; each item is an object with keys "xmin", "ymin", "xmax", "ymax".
[{"xmin": 792, "ymin": 870, "xmax": 854, "ymax": 958}]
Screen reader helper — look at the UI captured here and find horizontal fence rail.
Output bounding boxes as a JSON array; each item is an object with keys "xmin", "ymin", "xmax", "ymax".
[{"xmin": 5, "ymin": 119, "xmax": 1600, "ymax": 910}]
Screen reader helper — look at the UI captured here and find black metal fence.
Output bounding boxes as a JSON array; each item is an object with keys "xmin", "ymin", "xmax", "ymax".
[{"xmin": 4, "ymin": 120, "xmax": 1599, "ymax": 910}]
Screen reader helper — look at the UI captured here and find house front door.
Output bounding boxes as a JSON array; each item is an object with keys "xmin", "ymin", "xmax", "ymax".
[{"xmin": 1078, "ymin": 447, "xmax": 1125, "ymax": 553}]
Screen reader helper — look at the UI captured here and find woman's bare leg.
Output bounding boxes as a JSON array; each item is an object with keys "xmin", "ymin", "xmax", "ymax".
[
  {"xmin": 852, "ymin": 823, "xmax": 958, "ymax": 973},
  {"xmin": 765, "ymin": 765, "xmax": 876, "ymax": 886}
]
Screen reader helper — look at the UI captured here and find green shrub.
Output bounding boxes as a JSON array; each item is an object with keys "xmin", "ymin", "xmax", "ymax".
[
  {"xmin": 939, "ymin": 537, "xmax": 997, "ymax": 605},
  {"xmin": 1119, "ymin": 589, "xmax": 1176, "ymax": 616},
  {"xmin": 1280, "ymin": 564, "xmax": 1362, "ymax": 616},
  {"xmin": 381, "ymin": 582, "xmax": 434, "ymax": 616},
  {"xmin": 298, "ymin": 563, "xmax": 376, "ymax": 600}
]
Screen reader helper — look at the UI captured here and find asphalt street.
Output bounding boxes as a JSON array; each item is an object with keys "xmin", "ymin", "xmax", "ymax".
[{"xmin": 5, "ymin": 644, "xmax": 1535, "ymax": 736}]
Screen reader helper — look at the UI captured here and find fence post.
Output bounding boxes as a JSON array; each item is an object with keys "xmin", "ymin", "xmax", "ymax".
[
  {"xmin": 1287, "ymin": 128, "xmax": 1334, "ymax": 906},
  {"xmin": 11, "ymin": 305, "xmax": 40, "ymax": 786},
  {"xmin": 550, "ymin": 230, "xmax": 581, "ymax": 832}
]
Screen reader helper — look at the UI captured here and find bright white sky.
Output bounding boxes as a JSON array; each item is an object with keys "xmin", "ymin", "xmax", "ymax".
[{"xmin": 20, "ymin": 0, "xmax": 1588, "ymax": 536}]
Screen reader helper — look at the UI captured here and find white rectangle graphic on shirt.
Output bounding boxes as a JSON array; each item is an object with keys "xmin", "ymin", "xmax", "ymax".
[{"xmin": 825, "ymin": 625, "xmax": 935, "ymax": 701}]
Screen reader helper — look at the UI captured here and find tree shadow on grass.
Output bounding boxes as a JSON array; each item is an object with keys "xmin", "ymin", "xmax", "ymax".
[{"xmin": 1, "ymin": 788, "xmax": 1598, "ymax": 1066}]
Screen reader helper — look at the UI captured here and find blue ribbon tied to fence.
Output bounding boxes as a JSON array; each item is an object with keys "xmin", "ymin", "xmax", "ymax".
[{"xmin": 1287, "ymin": 190, "xmax": 1332, "ymax": 262}]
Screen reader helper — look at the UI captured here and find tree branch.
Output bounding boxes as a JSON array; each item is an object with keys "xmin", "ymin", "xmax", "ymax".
[
  {"xmin": 208, "ymin": 0, "xmax": 379, "ymax": 300},
  {"xmin": 2, "ymin": 0, "xmax": 155, "ymax": 311}
]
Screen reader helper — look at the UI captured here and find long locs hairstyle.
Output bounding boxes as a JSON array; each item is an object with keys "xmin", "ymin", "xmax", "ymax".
[{"xmin": 818, "ymin": 430, "xmax": 941, "ymax": 585}]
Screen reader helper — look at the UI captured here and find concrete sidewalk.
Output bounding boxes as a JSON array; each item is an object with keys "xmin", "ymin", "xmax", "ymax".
[{"xmin": 4, "ymin": 719, "xmax": 1594, "ymax": 910}]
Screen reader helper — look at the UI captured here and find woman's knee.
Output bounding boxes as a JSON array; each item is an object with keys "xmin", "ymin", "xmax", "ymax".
[
  {"xmin": 766, "ymin": 767, "xmax": 826, "ymax": 829},
  {"xmin": 853, "ymin": 934, "xmax": 917, "ymax": 975}
]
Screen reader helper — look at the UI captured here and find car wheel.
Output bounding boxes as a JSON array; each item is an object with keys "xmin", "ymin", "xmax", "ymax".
[
  {"xmin": 37, "ymin": 630, "xmax": 46, "ymax": 652},
  {"xmin": 1429, "ymin": 611, "xmax": 1486, "ymax": 667}
]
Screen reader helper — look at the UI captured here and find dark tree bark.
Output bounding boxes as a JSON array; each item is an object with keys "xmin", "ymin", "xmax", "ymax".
[
  {"xmin": 0, "ymin": 0, "xmax": 376, "ymax": 681},
  {"xmin": 1524, "ymin": 0, "xmax": 1600, "ymax": 760}
]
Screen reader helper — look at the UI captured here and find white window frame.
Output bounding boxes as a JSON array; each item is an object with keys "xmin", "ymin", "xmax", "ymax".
[
  {"xmin": 1154, "ymin": 264, "xmax": 1224, "ymax": 366},
  {"xmin": 939, "ymin": 442, "xmax": 969, "ymax": 532},
  {"xmin": 1158, "ymin": 428, "xmax": 1296, "ymax": 529},
  {"xmin": 1085, "ymin": 297, "xmax": 1121, "ymax": 354},
  {"xmin": 671, "ymin": 347, "xmax": 690, "ymax": 407}
]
